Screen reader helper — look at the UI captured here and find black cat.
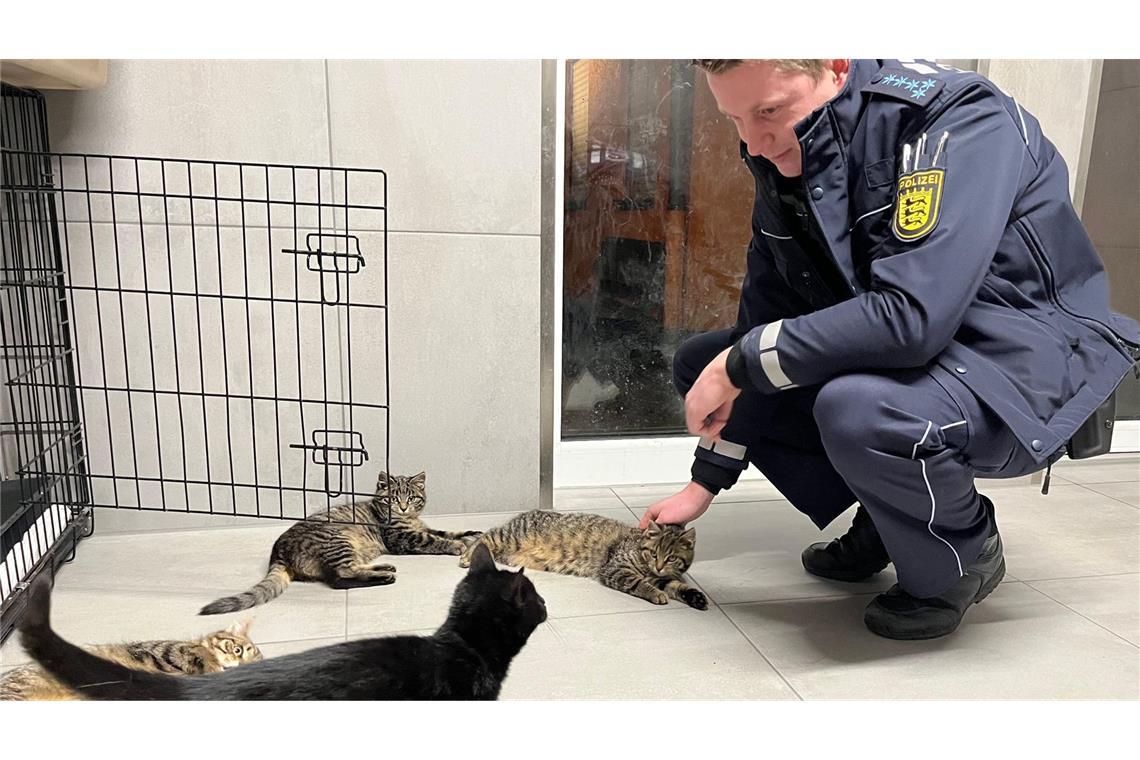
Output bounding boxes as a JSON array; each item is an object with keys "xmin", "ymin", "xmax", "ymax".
[{"xmin": 17, "ymin": 544, "xmax": 546, "ymax": 700}]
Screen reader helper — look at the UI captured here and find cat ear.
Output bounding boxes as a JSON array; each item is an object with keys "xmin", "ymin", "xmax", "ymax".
[
  {"xmin": 510, "ymin": 572, "xmax": 530, "ymax": 604},
  {"xmin": 646, "ymin": 520, "xmax": 662, "ymax": 536},
  {"xmin": 467, "ymin": 543, "xmax": 496, "ymax": 575},
  {"xmin": 515, "ymin": 566, "xmax": 525, "ymax": 576},
  {"xmin": 226, "ymin": 618, "xmax": 253, "ymax": 637},
  {"xmin": 376, "ymin": 471, "xmax": 389, "ymax": 489},
  {"xmin": 411, "ymin": 471, "xmax": 426, "ymax": 486},
  {"xmin": 681, "ymin": 527, "xmax": 696, "ymax": 543}
]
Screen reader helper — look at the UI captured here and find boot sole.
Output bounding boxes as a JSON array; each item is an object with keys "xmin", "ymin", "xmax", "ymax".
[{"xmin": 864, "ymin": 551, "xmax": 1007, "ymax": 641}]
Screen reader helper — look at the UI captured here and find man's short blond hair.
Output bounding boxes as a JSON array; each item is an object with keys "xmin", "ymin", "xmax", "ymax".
[{"xmin": 691, "ymin": 59, "xmax": 828, "ymax": 81}]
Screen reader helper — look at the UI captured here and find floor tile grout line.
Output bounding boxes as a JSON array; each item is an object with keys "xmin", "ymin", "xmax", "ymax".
[
  {"xmin": 1051, "ymin": 472, "xmax": 1140, "ymax": 486},
  {"xmin": 1021, "ymin": 580, "xmax": 1139, "ymax": 649},
  {"xmin": 714, "ymin": 581, "xmax": 1029, "ymax": 608},
  {"xmin": 712, "ymin": 600, "xmax": 804, "ymax": 700},
  {"xmin": 1072, "ymin": 481, "xmax": 1140, "ymax": 510},
  {"xmin": 543, "ymin": 603, "xmax": 716, "ymax": 623},
  {"xmin": 1062, "ymin": 480, "xmax": 1135, "ymax": 499},
  {"xmin": 1014, "ymin": 571, "xmax": 1140, "ymax": 584},
  {"xmin": 257, "ymin": 634, "xmax": 350, "ymax": 648}
]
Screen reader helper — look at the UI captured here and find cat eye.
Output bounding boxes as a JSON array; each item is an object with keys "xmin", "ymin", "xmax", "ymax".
[{"xmin": 233, "ymin": 646, "xmax": 242, "ymax": 655}]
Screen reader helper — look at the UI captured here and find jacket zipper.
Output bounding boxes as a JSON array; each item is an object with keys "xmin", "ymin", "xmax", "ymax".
[
  {"xmin": 747, "ymin": 153, "xmax": 857, "ymax": 301},
  {"xmin": 1017, "ymin": 218, "xmax": 1139, "ymax": 358}
]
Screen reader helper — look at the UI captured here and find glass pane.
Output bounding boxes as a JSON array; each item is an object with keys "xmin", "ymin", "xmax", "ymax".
[{"xmin": 561, "ymin": 59, "xmax": 753, "ymax": 438}]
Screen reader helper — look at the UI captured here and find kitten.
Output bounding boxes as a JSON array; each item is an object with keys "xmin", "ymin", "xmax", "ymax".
[
  {"xmin": 0, "ymin": 619, "xmax": 261, "ymax": 700},
  {"xmin": 460, "ymin": 510, "xmax": 708, "ymax": 610},
  {"xmin": 200, "ymin": 471, "xmax": 481, "ymax": 614},
  {"xmin": 19, "ymin": 544, "xmax": 546, "ymax": 700}
]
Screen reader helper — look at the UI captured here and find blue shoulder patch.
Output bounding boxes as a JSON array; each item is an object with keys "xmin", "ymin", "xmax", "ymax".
[{"xmin": 862, "ymin": 67, "xmax": 945, "ymax": 107}]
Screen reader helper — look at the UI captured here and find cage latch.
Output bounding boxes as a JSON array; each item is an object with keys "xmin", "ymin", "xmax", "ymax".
[
  {"xmin": 289, "ymin": 428, "xmax": 369, "ymax": 498},
  {"xmin": 281, "ymin": 233, "xmax": 365, "ymax": 306}
]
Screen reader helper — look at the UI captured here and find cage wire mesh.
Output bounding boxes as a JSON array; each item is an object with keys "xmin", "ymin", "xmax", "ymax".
[
  {"xmin": 1, "ymin": 83, "xmax": 391, "ymax": 641},
  {"xmin": 1, "ymin": 84, "xmax": 95, "ymax": 642}
]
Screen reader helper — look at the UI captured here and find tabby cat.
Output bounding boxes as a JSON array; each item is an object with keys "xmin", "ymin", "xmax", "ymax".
[
  {"xmin": 201, "ymin": 471, "xmax": 481, "ymax": 615},
  {"xmin": 459, "ymin": 510, "xmax": 708, "ymax": 610},
  {"xmin": 0, "ymin": 619, "xmax": 261, "ymax": 700},
  {"xmin": 20, "ymin": 544, "xmax": 546, "ymax": 700}
]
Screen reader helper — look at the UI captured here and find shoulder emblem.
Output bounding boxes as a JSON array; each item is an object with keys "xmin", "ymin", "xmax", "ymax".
[{"xmin": 863, "ymin": 67, "xmax": 945, "ymax": 106}]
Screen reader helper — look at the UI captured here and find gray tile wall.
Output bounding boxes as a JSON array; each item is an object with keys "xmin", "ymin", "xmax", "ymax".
[
  {"xmin": 983, "ymin": 59, "xmax": 1102, "ymax": 204},
  {"xmin": 1082, "ymin": 60, "xmax": 1140, "ymax": 321},
  {"xmin": 41, "ymin": 59, "xmax": 543, "ymax": 523}
]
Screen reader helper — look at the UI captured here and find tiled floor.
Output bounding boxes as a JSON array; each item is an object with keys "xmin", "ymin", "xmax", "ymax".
[{"xmin": 2, "ymin": 454, "xmax": 1137, "ymax": 699}]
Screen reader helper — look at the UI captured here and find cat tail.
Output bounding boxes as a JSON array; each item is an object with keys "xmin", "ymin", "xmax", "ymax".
[
  {"xmin": 199, "ymin": 562, "xmax": 292, "ymax": 615},
  {"xmin": 18, "ymin": 575, "xmax": 185, "ymax": 700}
]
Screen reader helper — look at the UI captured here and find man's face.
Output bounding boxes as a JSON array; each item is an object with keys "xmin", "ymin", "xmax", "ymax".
[{"xmin": 706, "ymin": 60, "xmax": 848, "ymax": 178}]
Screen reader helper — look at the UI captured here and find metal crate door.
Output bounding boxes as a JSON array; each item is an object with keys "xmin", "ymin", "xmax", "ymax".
[{"xmin": 1, "ymin": 150, "xmax": 391, "ymax": 527}]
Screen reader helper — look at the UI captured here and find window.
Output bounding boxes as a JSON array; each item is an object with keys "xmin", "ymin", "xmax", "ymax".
[{"xmin": 561, "ymin": 59, "xmax": 754, "ymax": 438}]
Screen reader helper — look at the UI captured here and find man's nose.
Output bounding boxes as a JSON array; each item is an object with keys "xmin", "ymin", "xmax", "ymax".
[{"xmin": 742, "ymin": 125, "xmax": 773, "ymax": 157}]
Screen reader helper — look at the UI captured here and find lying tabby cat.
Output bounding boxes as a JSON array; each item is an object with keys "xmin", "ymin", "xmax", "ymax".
[
  {"xmin": 20, "ymin": 544, "xmax": 546, "ymax": 700},
  {"xmin": 201, "ymin": 471, "xmax": 481, "ymax": 615},
  {"xmin": 0, "ymin": 619, "xmax": 260, "ymax": 700},
  {"xmin": 459, "ymin": 510, "xmax": 708, "ymax": 610}
]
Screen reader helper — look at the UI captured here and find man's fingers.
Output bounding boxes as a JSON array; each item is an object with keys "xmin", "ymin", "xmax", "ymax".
[
  {"xmin": 686, "ymin": 401, "xmax": 716, "ymax": 437},
  {"xmin": 686, "ymin": 410, "xmax": 706, "ymax": 437}
]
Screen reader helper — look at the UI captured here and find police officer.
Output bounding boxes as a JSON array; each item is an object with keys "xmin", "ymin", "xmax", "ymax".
[{"xmin": 638, "ymin": 59, "xmax": 1140, "ymax": 640}]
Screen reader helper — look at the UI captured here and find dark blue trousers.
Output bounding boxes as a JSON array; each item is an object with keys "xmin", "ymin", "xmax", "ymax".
[{"xmin": 675, "ymin": 329, "xmax": 1041, "ymax": 597}]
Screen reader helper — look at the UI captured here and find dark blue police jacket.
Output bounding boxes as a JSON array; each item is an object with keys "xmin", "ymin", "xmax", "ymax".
[{"xmin": 731, "ymin": 59, "xmax": 1140, "ymax": 464}]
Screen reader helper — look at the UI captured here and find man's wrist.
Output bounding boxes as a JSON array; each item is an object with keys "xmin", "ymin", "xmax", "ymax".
[{"xmin": 686, "ymin": 480, "xmax": 716, "ymax": 505}]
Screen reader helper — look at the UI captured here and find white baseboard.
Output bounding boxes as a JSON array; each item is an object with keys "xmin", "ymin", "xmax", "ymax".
[
  {"xmin": 1112, "ymin": 419, "xmax": 1140, "ymax": 452},
  {"xmin": 555, "ymin": 436, "xmax": 765, "ymax": 488}
]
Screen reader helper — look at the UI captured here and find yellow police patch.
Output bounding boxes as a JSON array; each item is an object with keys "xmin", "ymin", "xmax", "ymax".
[{"xmin": 891, "ymin": 168, "xmax": 945, "ymax": 241}]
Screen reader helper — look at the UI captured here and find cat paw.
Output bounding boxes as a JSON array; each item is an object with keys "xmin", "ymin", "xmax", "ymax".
[
  {"xmin": 370, "ymin": 563, "xmax": 397, "ymax": 573},
  {"xmin": 459, "ymin": 531, "xmax": 483, "ymax": 545},
  {"xmin": 648, "ymin": 591, "xmax": 668, "ymax": 605},
  {"xmin": 458, "ymin": 552, "xmax": 472, "ymax": 568},
  {"xmin": 448, "ymin": 542, "xmax": 469, "ymax": 556},
  {"xmin": 680, "ymin": 589, "xmax": 709, "ymax": 611}
]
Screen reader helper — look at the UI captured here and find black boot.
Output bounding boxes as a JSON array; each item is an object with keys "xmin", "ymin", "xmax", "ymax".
[
  {"xmin": 864, "ymin": 495, "xmax": 1005, "ymax": 640},
  {"xmin": 801, "ymin": 506, "xmax": 890, "ymax": 582}
]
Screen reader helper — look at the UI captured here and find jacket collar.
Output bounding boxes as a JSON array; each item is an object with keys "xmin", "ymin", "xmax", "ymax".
[{"xmin": 793, "ymin": 59, "xmax": 878, "ymax": 151}]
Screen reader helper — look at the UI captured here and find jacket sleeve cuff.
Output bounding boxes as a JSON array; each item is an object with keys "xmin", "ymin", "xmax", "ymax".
[
  {"xmin": 691, "ymin": 458, "xmax": 743, "ymax": 495},
  {"xmin": 725, "ymin": 340, "xmax": 751, "ymax": 390},
  {"xmin": 739, "ymin": 319, "xmax": 799, "ymax": 394}
]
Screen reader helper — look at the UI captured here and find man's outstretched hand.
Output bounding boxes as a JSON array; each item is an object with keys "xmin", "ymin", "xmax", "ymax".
[
  {"xmin": 639, "ymin": 481, "xmax": 715, "ymax": 528},
  {"xmin": 684, "ymin": 347, "xmax": 741, "ymax": 440}
]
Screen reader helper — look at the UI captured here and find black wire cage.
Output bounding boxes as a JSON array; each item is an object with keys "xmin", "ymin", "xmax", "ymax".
[{"xmin": 0, "ymin": 83, "xmax": 391, "ymax": 643}]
